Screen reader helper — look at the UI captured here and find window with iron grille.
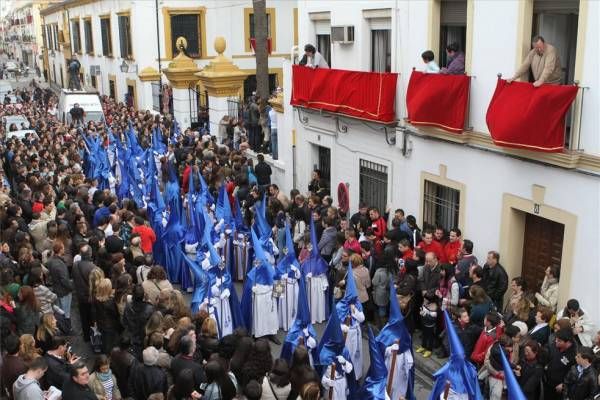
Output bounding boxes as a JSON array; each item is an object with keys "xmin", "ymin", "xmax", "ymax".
[
  {"xmin": 170, "ymin": 14, "xmax": 200, "ymax": 58},
  {"xmin": 359, "ymin": 159, "xmax": 388, "ymax": 213},
  {"xmin": 100, "ymin": 17, "xmax": 112, "ymax": 56},
  {"xmin": 84, "ymin": 19, "xmax": 93, "ymax": 54},
  {"xmin": 71, "ymin": 20, "xmax": 81, "ymax": 53},
  {"xmin": 118, "ymin": 15, "xmax": 132, "ymax": 59},
  {"xmin": 422, "ymin": 180, "xmax": 460, "ymax": 231},
  {"xmin": 249, "ymin": 13, "xmax": 271, "ymax": 38}
]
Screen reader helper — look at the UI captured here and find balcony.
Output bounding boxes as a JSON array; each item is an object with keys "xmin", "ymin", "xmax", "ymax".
[{"xmin": 290, "ymin": 65, "xmax": 398, "ymax": 124}]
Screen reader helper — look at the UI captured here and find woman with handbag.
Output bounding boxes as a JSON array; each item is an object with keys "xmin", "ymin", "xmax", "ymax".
[{"xmin": 92, "ymin": 278, "xmax": 123, "ymax": 354}]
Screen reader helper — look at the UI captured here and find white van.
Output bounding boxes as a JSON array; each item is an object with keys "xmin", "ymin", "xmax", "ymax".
[{"xmin": 58, "ymin": 89, "xmax": 105, "ymax": 124}]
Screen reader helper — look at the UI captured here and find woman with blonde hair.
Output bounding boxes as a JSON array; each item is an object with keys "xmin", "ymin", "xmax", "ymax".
[
  {"xmin": 35, "ymin": 313, "xmax": 58, "ymax": 352},
  {"xmin": 92, "ymin": 278, "xmax": 122, "ymax": 354},
  {"xmin": 144, "ymin": 311, "xmax": 165, "ymax": 346},
  {"xmin": 88, "ymin": 267, "xmax": 106, "ymax": 301},
  {"xmin": 19, "ymin": 334, "xmax": 42, "ymax": 364},
  {"xmin": 300, "ymin": 381, "xmax": 321, "ymax": 400}
]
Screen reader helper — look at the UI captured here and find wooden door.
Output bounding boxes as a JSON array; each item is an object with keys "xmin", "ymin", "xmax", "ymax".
[{"xmin": 521, "ymin": 214, "xmax": 564, "ymax": 291}]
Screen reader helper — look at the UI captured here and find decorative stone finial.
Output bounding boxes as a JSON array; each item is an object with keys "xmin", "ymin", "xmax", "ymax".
[{"xmin": 214, "ymin": 37, "xmax": 226, "ymax": 55}]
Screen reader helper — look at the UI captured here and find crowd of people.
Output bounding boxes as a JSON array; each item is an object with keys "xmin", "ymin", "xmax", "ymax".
[{"xmin": 0, "ymin": 76, "xmax": 597, "ymax": 400}]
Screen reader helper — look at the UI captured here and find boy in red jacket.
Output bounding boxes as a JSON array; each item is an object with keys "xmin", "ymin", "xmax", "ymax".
[{"xmin": 471, "ymin": 312, "xmax": 503, "ymax": 366}]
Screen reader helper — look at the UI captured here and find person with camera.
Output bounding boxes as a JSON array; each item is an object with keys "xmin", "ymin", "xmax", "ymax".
[{"xmin": 43, "ymin": 337, "xmax": 81, "ymax": 391}]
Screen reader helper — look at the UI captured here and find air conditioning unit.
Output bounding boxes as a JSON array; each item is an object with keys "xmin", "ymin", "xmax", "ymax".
[
  {"xmin": 331, "ymin": 26, "xmax": 354, "ymax": 44},
  {"xmin": 90, "ymin": 65, "xmax": 101, "ymax": 76}
]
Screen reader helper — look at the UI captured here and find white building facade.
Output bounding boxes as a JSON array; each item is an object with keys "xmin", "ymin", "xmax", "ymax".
[
  {"xmin": 2, "ymin": 1, "xmax": 46, "ymax": 69},
  {"xmin": 264, "ymin": 0, "xmax": 600, "ymax": 323},
  {"xmin": 40, "ymin": 0, "xmax": 297, "ymax": 114}
]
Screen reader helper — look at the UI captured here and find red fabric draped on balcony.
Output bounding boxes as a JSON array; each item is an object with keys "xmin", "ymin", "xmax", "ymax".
[
  {"xmin": 486, "ymin": 79, "xmax": 578, "ymax": 152},
  {"xmin": 406, "ymin": 70, "xmax": 471, "ymax": 133},
  {"xmin": 290, "ymin": 65, "xmax": 398, "ymax": 124}
]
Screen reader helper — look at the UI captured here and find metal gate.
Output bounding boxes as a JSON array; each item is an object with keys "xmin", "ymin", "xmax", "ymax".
[
  {"xmin": 422, "ymin": 180, "xmax": 460, "ymax": 231},
  {"xmin": 359, "ymin": 159, "xmax": 388, "ymax": 213},
  {"xmin": 227, "ymin": 97, "xmax": 243, "ymax": 121},
  {"xmin": 189, "ymin": 85, "xmax": 209, "ymax": 131}
]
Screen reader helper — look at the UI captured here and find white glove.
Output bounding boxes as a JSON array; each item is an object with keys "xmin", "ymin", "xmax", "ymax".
[
  {"xmin": 306, "ymin": 336, "xmax": 316, "ymax": 349},
  {"xmin": 340, "ymin": 324, "xmax": 349, "ymax": 334},
  {"xmin": 209, "ymin": 297, "xmax": 218, "ymax": 306},
  {"xmin": 225, "ymin": 228, "xmax": 232, "ymax": 235},
  {"xmin": 303, "ymin": 327, "xmax": 310, "ymax": 336},
  {"xmin": 391, "ymin": 343, "xmax": 399, "ymax": 352},
  {"xmin": 208, "ymin": 306, "xmax": 215, "ymax": 314},
  {"xmin": 336, "ymin": 355, "xmax": 347, "ymax": 365},
  {"xmin": 352, "ymin": 309, "xmax": 365, "ymax": 324},
  {"xmin": 211, "ymin": 285, "xmax": 220, "ymax": 297},
  {"xmin": 306, "ymin": 272, "xmax": 313, "ymax": 279},
  {"xmin": 281, "ymin": 273, "xmax": 288, "ymax": 280},
  {"xmin": 252, "ymin": 286, "xmax": 258, "ymax": 293},
  {"xmin": 220, "ymin": 288, "xmax": 230, "ymax": 300},
  {"xmin": 201, "ymin": 258, "xmax": 211, "ymax": 270},
  {"xmin": 342, "ymin": 360, "xmax": 353, "ymax": 374},
  {"xmin": 290, "ymin": 265, "xmax": 299, "ymax": 273},
  {"xmin": 215, "ymin": 277, "xmax": 223, "ymax": 286}
]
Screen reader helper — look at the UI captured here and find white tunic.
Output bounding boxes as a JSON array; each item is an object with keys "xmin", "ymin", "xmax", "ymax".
[
  {"xmin": 307, "ymin": 274, "xmax": 328, "ymax": 324},
  {"xmin": 233, "ymin": 234, "xmax": 249, "ymax": 281},
  {"xmin": 384, "ymin": 347, "xmax": 414, "ymax": 400},
  {"xmin": 210, "ymin": 286, "xmax": 233, "ymax": 338},
  {"xmin": 321, "ymin": 364, "xmax": 351, "ymax": 400},
  {"xmin": 278, "ymin": 272, "xmax": 300, "ymax": 331},
  {"xmin": 345, "ymin": 322, "xmax": 363, "ymax": 380},
  {"xmin": 252, "ymin": 283, "xmax": 279, "ymax": 338}
]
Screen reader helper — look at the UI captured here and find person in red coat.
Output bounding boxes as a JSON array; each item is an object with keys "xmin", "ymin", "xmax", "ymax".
[
  {"xmin": 368, "ymin": 208, "xmax": 387, "ymax": 241},
  {"xmin": 471, "ymin": 311, "xmax": 503, "ymax": 366},
  {"xmin": 131, "ymin": 216, "xmax": 156, "ymax": 254},
  {"xmin": 444, "ymin": 228, "xmax": 462, "ymax": 265},
  {"xmin": 418, "ymin": 230, "xmax": 447, "ymax": 263}
]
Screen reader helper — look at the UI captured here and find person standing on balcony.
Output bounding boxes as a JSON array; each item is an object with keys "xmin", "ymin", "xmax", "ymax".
[
  {"xmin": 300, "ymin": 44, "xmax": 329, "ymax": 69},
  {"xmin": 509, "ymin": 35, "xmax": 562, "ymax": 87},
  {"xmin": 441, "ymin": 42, "xmax": 465, "ymax": 75}
]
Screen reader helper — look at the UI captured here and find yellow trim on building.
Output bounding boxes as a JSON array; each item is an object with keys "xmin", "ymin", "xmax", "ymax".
[
  {"xmin": 427, "ymin": 0, "xmax": 441, "ymax": 63},
  {"xmin": 515, "ymin": 0, "xmax": 533, "ymax": 73},
  {"xmin": 125, "ymin": 78, "xmax": 138, "ymax": 109},
  {"xmin": 99, "ymin": 14, "xmax": 113, "ymax": 58},
  {"xmin": 243, "ymin": 7, "xmax": 277, "ymax": 53},
  {"xmin": 293, "ymin": 8, "xmax": 299, "ymax": 46},
  {"xmin": 82, "ymin": 16, "xmax": 93, "ymax": 54},
  {"xmin": 570, "ymin": 0, "xmax": 589, "ymax": 150},
  {"xmin": 464, "ymin": 0, "xmax": 474, "ymax": 74},
  {"xmin": 162, "ymin": 7, "xmax": 207, "ymax": 60},
  {"xmin": 108, "ymin": 73, "xmax": 117, "ymax": 100},
  {"xmin": 499, "ymin": 188, "xmax": 576, "ymax": 312},
  {"xmin": 116, "ymin": 10, "xmax": 134, "ymax": 61}
]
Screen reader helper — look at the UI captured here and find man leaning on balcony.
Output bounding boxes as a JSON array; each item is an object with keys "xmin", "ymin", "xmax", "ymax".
[
  {"xmin": 300, "ymin": 44, "xmax": 329, "ymax": 69},
  {"xmin": 508, "ymin": 35, "xmax": 562, "ymax": 87}
]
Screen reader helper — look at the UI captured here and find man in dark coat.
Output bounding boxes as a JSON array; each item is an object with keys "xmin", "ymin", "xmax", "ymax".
[
  {"xmin": 563, "ymin": 347, "xmax": 598, "ymax": 400},
  {"xmin": 170, "ymin": 335, "xmax": 206, "ymax": 388},
  {"xmin": 254, "ymin": 153, "xmax": 272, "ymax": 187},
  {"xmin": 61, "ymin": 362, "xmax": 97, "ymax": 400},
  {"xmin": 71, "ymin": 245, "xmax": 95, "ymax": 340},
  {"xmin": 483, "ymin": 251, "xmax": 508, "ymax": 311},
  {"xmin": 544, "ymin": 328, "xmax": 577, "ymax": 400},
  {"xmin": 46, "ymin": 242, "xmax": 73, "ymax": 319},
  {"xmin": 128, "ymin": 347, "xmax": 168, "ymax": 400}
]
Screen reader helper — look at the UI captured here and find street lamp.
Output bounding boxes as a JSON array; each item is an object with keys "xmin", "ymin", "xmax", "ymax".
[{"xmin": 119, "ymin": 59, "xmax": 128, "ymax": 73}]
